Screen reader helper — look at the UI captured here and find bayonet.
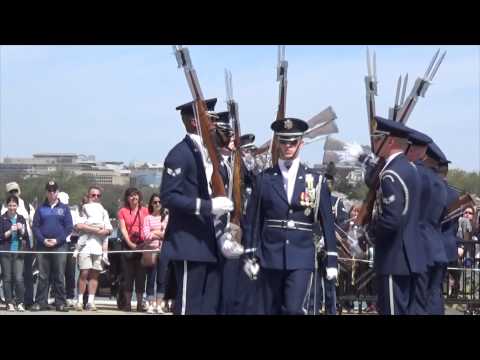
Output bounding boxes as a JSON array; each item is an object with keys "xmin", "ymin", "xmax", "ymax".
[
  {"xmin": 367, "ymin": 47, "xmax": 372, "ymax": 78},
  {"xmin": 400, "ymin": 73, "xmax": 408, "ymax": 106},
  {"xmin": 390, "ymin": 75, "xmax": 402, "ymax": 121},
  {"xmin": 429, "ymin": 50, "xmax": 446, "ymax": 82},
  {"xmin": 398, "ymin": 49, "xmax": 446, "ymax": 124},
  {"xmin": 424, "ymin": 48, "xmax": 440, "ymax": 79}
]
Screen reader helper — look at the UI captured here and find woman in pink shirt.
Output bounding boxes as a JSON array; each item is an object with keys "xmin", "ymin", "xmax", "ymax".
[
  {"xmin": 117, "ymin": 187, "xmax": 149, "ymax": 312},
  {"xmin": 143, "ymin": 194, "xmax": 169, "ymax": 314}
]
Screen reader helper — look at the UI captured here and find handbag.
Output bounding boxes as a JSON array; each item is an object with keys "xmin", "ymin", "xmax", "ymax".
[
  {"xmin": 121, "ymin": 209, "xmax": 142, "ymax": 260},
  {"xmin": 140, "ymin": 245, "xmax": 158, "ymax": 267}
]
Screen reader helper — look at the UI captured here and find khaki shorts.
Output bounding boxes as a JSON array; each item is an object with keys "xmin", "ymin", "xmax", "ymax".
[{"xmin": 78, "ymin": 253, "xmax": 103, "ymax": 271}]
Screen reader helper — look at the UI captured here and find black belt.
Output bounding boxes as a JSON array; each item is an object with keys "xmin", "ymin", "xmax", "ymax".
[{"xmin": 265, "ymin": 219, "xmax": 313, "ymax": 232}]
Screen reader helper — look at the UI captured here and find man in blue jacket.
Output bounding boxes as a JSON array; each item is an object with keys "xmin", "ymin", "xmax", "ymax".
[
  {"xmin": 31, "ymin": 180, "xmax": 73, "ymax": 312},
  {"xmin": 160, "ymin": 99, "xmax": 234, "ymax": 315},
  {"xmin": 243, "ymin": 117, "xmax": 338, "ymax": 315},
  {"xmin": 369, "ymin": 117, "xmax": 426, "ymax": 315}
]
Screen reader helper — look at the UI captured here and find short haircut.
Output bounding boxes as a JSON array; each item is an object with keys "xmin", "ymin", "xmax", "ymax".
[
  {"xmin": 6, "ymin": 195, "xmax": 19, "ymax": 205},
  {"xmin": 88, "ymin": 185, "xmax": 102, "ymax": 194},
  {"xmin": 123, "ymin": 187, "xmax": 142, "ymax": 208}
]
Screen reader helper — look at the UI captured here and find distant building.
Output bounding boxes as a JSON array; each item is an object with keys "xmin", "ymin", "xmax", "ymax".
[
  {"xmin": 0, "ymin": 153, "xmax": 131, "ymax": 186},
  {"xmin": 129, "ymin": 162, "xmax": 164, "ymax": 188}
]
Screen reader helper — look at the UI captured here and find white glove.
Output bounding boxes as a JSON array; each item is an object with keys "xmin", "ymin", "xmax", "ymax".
[
  {"xmin": 72, "ymin": 249, "xmax": 79, "ymax": 259},
  {"xmin": 218, "ymin": 232, "xmax": 244, "ymax": 259},
  {"xmin": 326, "ymin": 267, "xmax": 338, "ymax": 281},
  {"xmin": 243, "ymin": 257, "xmax": 260, "ymax": 280},
  {"xmin": 211, "ymin": 197, "xmax": 234, "ymax": 216},
  {"xmin": 102, "ymin": 252, "xmax": 110, "ymax": 266}
]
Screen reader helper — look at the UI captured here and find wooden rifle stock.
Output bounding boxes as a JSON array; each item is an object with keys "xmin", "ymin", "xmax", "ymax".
[
  {"xmin": 355, "ymin": 158, "xmax": 385, "ymax": 226},
  {"xmin": 173, "ymin": 46, "xmax": 226, "ymax": 198},
  {"xmin": 195, "ymin": 100, "xmax": 226, "ymax": 197}
]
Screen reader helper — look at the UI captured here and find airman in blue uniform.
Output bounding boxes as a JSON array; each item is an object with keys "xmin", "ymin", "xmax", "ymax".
[
  {"xmin": 405, "ymin": 129, "xmax": 447, "ymax": 314},
  {"xmin": 307, "ymin": 163, "xmax": 347, "ymax": 315},
  {"xmin": 369, "ymin": 117, "xmax": 426, "ymax": 315},
  {"xmin": 243, "ymin": 118, "xmax": 338, "ymax": 315},
  {"xmin": 160, "ymin": 98, "xmax": 234, "ymax": 315}
]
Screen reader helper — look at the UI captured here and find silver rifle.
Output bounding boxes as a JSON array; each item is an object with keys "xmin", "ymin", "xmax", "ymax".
[
  {"xmin": 397, "ymin": 49, "xmax": 446, "ymax": 124},
  {"xmin": 365, "ymin": 47, "xmax": 378, "ymax": 149}
]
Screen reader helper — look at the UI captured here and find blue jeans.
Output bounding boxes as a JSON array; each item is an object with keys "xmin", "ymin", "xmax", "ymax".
[
  {"xmin": 35, "ymin": 245, "xmax": 67, "ymax": 307},
  {"xmin": 0, "ymin": 253, "xmax": 25, "ymax": 305},
  {"xmin": 146, "ymin": 257, "xmax": 169, "ymax": 301}
]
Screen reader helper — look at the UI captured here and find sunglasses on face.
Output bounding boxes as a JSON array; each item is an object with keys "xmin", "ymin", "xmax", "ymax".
[
  {"xmin": 90, "ymin": 193, "xmax": 101, "ymax": 198},
  {"xmin": 153, "ymin": 201, "xmax": 161, "ymax": 205}
]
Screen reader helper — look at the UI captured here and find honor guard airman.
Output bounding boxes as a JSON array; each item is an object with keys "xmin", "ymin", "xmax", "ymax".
[
  {"xmin": 405, "ymin": 129, "xmax": 447, "ymax": 314},
  {"xmin": 160, "ymin": 98, "xmax": 234, "ymax": 315},
  {"xmin": 425, "ymin": 140, "xmax": 458, "ymax": 313},
  {"xmin": 370, "ymin": 117, "xmax": 426, "ymax": 315},
  {"xmin": 243, "ymin": 117, "xmax": 338, "ymax": 315},
  {"xmin": 307, "ymin": 162, "xmax": 347, "ymax": 315},
  {"xmin": 437, "ymin": 152, "xmax": 461, "ymax": 298}
]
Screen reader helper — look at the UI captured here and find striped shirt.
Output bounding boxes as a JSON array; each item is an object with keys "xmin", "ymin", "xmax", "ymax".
[{"xmin": 142, "ymin": 214, "xmax": 169, "ymax": 243}]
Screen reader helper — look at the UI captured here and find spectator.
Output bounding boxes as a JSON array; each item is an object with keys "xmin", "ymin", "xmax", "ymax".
[
  {"xmin": 118, "ymin": 187, "xmax": 149, "ymax": 312},
  {"xmin": 457, "ymin": 206, "xmax": 477, "ymax": 261},
  {"xmin": 31, "ymin": 180, "xmax": 73, "ymax": 312},
  {"xmin": 142, "ymin": 194, "xmax": 169, "ymax": 314},
  {"xmin": 64, "ymin": 194, "xmax": 83, "ymax": 307},
  {"xmin": 73, "ymin": 186, "xmax": 112, "ymax": 311},
  {"xmin": 0, "ymin": 195, "xmax": 30, "ymax": 311},
  {"xmin": 1, "ymin": 182, "xmax": 36, "ymax": 309}
]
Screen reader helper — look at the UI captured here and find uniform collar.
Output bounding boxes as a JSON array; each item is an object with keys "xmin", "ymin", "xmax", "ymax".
[{"xmin": 381, "ymin": 151, "xmax": 403, "ymax": 174}]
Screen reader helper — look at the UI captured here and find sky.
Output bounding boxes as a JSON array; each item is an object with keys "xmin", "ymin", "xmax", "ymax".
[{"xmin": 0, "ymin": 45, "xmax": 479, "ymax": 172}]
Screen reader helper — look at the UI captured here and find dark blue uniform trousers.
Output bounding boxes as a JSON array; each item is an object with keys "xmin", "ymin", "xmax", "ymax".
[
  {"xmin": 376, "ymin": 274, "xmax": 417, "ymax": 315},
  {"xmin": 262, "ymin": 268, "xmax": 312, "ymax": 315},
  {"xmin": 228, "ymin": 259, "xmax": 264, "ymax": 315},
  {"xmin": 306, "ymin": 267, "xmax": 336, "ymax": 315},
  {"xmin": 172, "ymin": 260, "xmax": 220, "ymax": 315},
  {"xmin": 219, "ymin": 257, "xmax": 241, "ymax": 314},
  {"xmin": 413, "ymin": 265, "xmax": 446, "ymax": 315},
  {"xmin": 428, "ymin": 265, "xmax": 446, "ymax": 315}
]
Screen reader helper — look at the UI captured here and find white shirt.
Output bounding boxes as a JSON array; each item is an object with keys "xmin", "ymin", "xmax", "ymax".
[
  {"xmin": 278, "ymin": 157, "xmax": 300, "ymax": 204},
  {"xmin": 78, "ymin": 203, "xmax": 112, "ymax": 255},
  {"xmin": 380, "ymin": 151, "xmax": 403, "ymax": 176},
  {"xmin": 188, "ymin": 133, "xmax": 213, "ymax": 195}
]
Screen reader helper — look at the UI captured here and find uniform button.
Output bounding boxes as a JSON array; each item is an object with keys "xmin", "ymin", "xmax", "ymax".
[
  {"xmin": 286, "ymin": 240, "xmax": 290, "ymax": 244},
  {"xmin": 289, "ymin": 209, "xmax": 293, "ymax": 214}
]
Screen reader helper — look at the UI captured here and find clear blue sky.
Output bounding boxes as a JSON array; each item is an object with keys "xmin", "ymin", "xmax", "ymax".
[{"xmin": 1, "ymin": 45, "xmax": 479, "ymax": 171}]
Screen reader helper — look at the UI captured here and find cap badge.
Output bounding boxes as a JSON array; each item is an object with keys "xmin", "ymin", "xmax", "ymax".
[{"xmin": 284, "ymin": 119, "xmax": 293, "ymax": 130}]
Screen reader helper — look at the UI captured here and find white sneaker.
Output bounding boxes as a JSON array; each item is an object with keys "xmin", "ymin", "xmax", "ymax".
[
  {"xmin": 156, "ymin": 303, "xmax": 167, "ymax": 314},
  {"xmin": 66, "ymin": 299, "xmax": 75, "ymax": 307},
  {"xmin": 74, "ymin": 302, "xmax": 83, "ymax": 311},
  {"xmin": 147, "ymin": 304, "xmax": 155, "ymax": 314},
  {"xmin": 17, "ymin": 303, "xmax": 25, "ymax": 312},
  {"xmin": 7, "ymin": 304, "xmax": 15, "ymax": 312}
]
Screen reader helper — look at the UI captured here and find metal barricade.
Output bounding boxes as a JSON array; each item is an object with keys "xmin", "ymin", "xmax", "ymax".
[{"xmin": 444, "ymin": 240, "xmax": 480, "ymax": 314}]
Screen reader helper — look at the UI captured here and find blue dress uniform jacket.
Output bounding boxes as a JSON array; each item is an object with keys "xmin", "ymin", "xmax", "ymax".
[
  {"xmin": 415, "ymin": 161, "xmax": 448, "ymax": 266},
  {"xmin": 374, "ymin": 153, "xmax": 426, "ymax": 276},
  {"xmin": 160, "ymin": 135, "xmax": 217, "ymax": 263},
  {"xmin": 441, "ymin": 183, "xmax": 461, "ymax": 263},
  {"xmin": 244, "ymin": 163, "xmax": 337, "ymax": 271}
]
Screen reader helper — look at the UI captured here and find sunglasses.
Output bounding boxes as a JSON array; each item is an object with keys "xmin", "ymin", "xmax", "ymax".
[
  {"xmin": 279, "ymin": 139, "xmax": 299, "ymax": 146},
  {"xmin": 90, "ymin": 193, "xmax": 101, "ymax": 198},
  {"xmin": 152, "ymin": 201, "xmax": 161, "ymax": 205}
]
